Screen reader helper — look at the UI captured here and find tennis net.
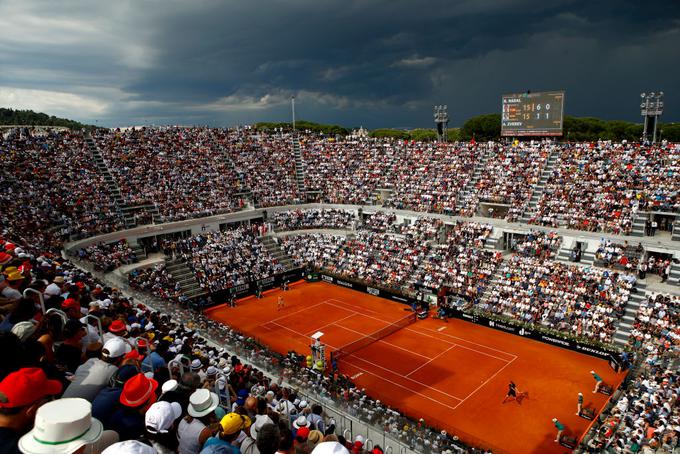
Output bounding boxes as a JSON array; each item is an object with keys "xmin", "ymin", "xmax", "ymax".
[{"xmin": 331, "ymin": 312, "xmax": 417, "ymax": 362}]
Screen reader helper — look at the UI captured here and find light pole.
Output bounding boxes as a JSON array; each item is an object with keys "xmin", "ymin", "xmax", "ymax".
[
  {"xmin": 433, "ymin": 105, "xmax": 449, "ymax": 142},
  {"xmin": 291, "ymin": 96, "xmax": 296, "ymax": 133},
  {"xmin": 640, "ymin": 92, "xmax": 664, "ymax": 144}
]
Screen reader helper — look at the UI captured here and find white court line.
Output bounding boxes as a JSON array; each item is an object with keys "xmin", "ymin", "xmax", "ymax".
[
  {"xmin": 324, "ymin": 298, "xmax": 513, "ymax": 362},
  {"xmin": 333, "ymin": 323, "xmax": 432, "ymax": 361},
  {"xmin": 342, "ymin": 350, "xmax": 463, "ymax": 402},
  {"xmin": 406, "ymin": 345, "xmax": 456, "ymax": 378},
  {"xmin": 268, "ymin": 318, "xmax": 463, "ymax": 402},
  {"xmin": 339, "ymin": 357, "xmax": 460, "ymax": 411},
  {"xmin": 269, "ymin": 321, "xmax": 317, "ymax": 341},
  {"xmin": 306, "ymin": 313, "xmax": 357, "ymax": 336},
  {"xmin": 405, "ymin": 327, "xmax": 513, "ymax": 363},
  {"xmin": 453, "ymin": 356, "xmax": 517, "ymax": 410},
  {"xmin": 328, "ymin": 298, "xmax": 381, "ymax": 315},
  {"xmin": 413, "ymin": 326, "xmax": 518, "ymax": 359},
  {"xmin": 266, "ymin": 300, "xmax": 332, "ymax": 325}
]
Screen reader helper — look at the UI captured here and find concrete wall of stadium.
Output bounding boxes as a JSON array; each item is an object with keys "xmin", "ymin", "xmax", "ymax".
[{"xmin": 65, "ymin": 203, "xmax": 680, "ymax": 263}]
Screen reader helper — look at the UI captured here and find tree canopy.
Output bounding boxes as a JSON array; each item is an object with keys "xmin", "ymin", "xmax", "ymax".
[{"xmin": 0, "ymin": 108, "xmax": 95, "ymax": 130}]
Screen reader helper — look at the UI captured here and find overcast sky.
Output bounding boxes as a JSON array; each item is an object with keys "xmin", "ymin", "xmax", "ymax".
[{"xmin": 1, "ymin": 0, "xmax": 678, "ymax": 128}]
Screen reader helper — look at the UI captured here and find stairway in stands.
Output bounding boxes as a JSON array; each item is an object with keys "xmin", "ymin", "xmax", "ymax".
[
  {"xmin": 672, "ymin": 220, "xmax": 680, "ymax": 242},
  {"xmin": 85, "ymin": 134, "xmax": 161, "ymax": 228},
  {"xmin": 455, "ymin": 146, "xmax": 493, "ymax": 214},
  {"xmin": 164, "ymin": 257, "xmax": 207, "ymax": 300},
  {"xmin": 519, "ymin": 150, "xmax": 560, "ymax": 223},
  {"xmin": 261, "ymin": 236, "xmax": 296, "ymax": 271},
  {"xmin": 630, "ymin": 213, "xmax": 646, "ymax": 237},
  {"xmin": 668, "ymin": 262, "xmax": 680, "ymax": 287},
  {"xmin": 292, "ymin": 137, "xmax": 308, "ymax": 200},
  {"xmin": 219, "ymin": 145, "xmax": 253, "ymax": 204},
  {"xmin": 84, "ymin": 134, "xmax": 128, "ymax": 226},
  {"xmin": 612, "ymin": 281, "xmax": 647, "ymax": 346}
]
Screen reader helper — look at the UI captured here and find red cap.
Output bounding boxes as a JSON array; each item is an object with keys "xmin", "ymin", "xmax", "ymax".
[
  {"xmin": 296, "ymin": 427, "xmax": 310, "ymax": 440},
  {"xmin": 75, "ymin": 282, "xmax": 85, "ymax": 290},
  {"xmin": 120, "ymin": 373, "xmax": 158, "ymax": 407},
  {"xmin": 0, "ymin": 252, "xmax": 11, "ymax": 265},
  {"xmin": 61, "ymin": 298, "xmax": 80, "ymax": 311},
  {"xmin": 4, "ymin": 243, "xmax": 15, "ymax": 251},
  {"xmin": 136, "ymin": 338, "xmax": 148, "ymax": 349},
  {"xmin": 0, "ymin": 368, "xmax": 62, "ymax": 408},
  {"xmin": 124, "ymin": 350, "xmax": 145, "ymax": 362},
  {"xmin": 109, "ymin": 320, "xmax": 127, "ymax": 333}
]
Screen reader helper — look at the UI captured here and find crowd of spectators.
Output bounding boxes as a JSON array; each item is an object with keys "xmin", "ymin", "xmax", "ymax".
[
  {"xmin": 129, "ymin": 263, "xmax": 186, "ymax": 303},
  {"xmin": 94, "ymin": 128, "xmax": 245, "ymax": 222},
  {"xmin": 76, "ymin": 240, "xmax": 138, "ymax": 272},
  {"xmin": 446, "ymin": 222, "xmax": 493, "ymax": 249},
  {"xmin": 482, "ymin": 256, "xmax": 636, "ymax": 343},
  {"xmin": 629, "ymin": 293, "xmax": 679, "ymax": 351},
  {"xmin": 468, "ymin": 143, "xmax": 550, "ymax": 222},
  {"xmin": 529, "ymin": 142, "xmax": 679, "ymax": 234},
  {"xmin": 595, "ymin": 240, "xmax": 641, "ymax": 271},
  {"xmin": 171, "ymin": 227, "xmax": 284, "ymax": 293},
  {"xmin": 229, "ymin": 134, "xmax": 300, "ymax": 207},
  {"xmin": 510, "ymin": 230, "xmax": 562, "ymax": 259},
  {"xmin": 360, "ymin": 212, "xmax": 396, "ymax": 232},
  {"xmin": 0, "ymin": 230, "xmax": 476, "ymax": 454},
  {"xmin": 0, "ymin": 129, "xmax": 123, "ymax": 251},
  {"xmin": 281, "ymin": 223, "xmax": 502, "ymax": 300},
  {"xmin": 271, "ymin": 209, "xmax": 355, "ymax": 231}
]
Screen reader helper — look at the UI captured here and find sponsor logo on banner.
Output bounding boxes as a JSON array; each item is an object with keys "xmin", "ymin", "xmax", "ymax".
[
  {"xmin": 488, "ymin": 320, "xmax": 515, "ymax": 332},
  {"xmin": 259, "ymin": 276, "xmax": 275, "ymax": 286},
  {"xmin": 541, "ymin": 335, "xmax": 570, "ymax": 347},
  {"xmin": 321, "ymin": 275, "xmax": 334, "ymax": 283},
  {"xmin": 392, "ymin": 296, "xmax": 407, "ymax": 302},
  {"xmin": 366, "ymin": 286, "xmax": 380, "ymax": 296},
  {"xmin": 233, "ymin": 283, "xmax": 250, "ymax": 295},
  {"xmin": 575, "ymin": 344, "xmax": 611, "ymax": 357},
  {"xmin": 336, "ymin": 280, "xmax": 353, "ymax": 288},
  {"xmin": 519, "ymin": 328, "xmax": 532, "ymax": 337},
  {"xmin": 462, "ymin": 313, "xmax": 474, "ymax": 320}
]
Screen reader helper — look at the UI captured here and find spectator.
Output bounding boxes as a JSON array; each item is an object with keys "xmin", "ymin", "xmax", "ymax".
[{"xmin": 0, "ymin": 368, "xmax": 63, "ymax": 451}]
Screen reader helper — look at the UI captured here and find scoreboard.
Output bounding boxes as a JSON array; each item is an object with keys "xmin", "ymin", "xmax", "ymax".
[{"xmin": 501, "ymin": 91, "xmax": 565, "ymax": 136}]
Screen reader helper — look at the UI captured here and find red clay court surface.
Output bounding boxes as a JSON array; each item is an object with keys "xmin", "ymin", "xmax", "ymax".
[{"xmin": 205, "ymin": 281, "xmax": 627, "ymax": 453}]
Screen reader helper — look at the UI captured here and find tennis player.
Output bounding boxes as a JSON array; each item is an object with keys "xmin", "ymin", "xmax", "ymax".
[
  {"xmin": 590, "ymin": 370, "xmax": 603, "ymax": 393},
  {"xmin": 277, "ymin": 296, "xmax": 285, "ymax": 311},
  {"xmin": 502, "ymin": 381, "xmax": 521, "ymax": 403}
]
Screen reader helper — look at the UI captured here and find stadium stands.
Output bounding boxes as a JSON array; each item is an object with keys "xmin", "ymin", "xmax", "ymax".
[{"xmin": 0, "ymin": 126, "xmax": 678, "ymax": 454}]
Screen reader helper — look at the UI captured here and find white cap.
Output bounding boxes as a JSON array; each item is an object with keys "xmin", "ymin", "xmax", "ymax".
[
  {"xmin": 102, "ymin": 337, "xmax": 132, "ymax": 359},
  {"xmin": 191, "ymin": 359, "xmax": 202, "ymax": 370},
  {"xmin": 145, "ymin": 401, "xmax": 182, "ymax": 434},
  {"xmin": 355, "ymin": 435, "xmax": 365, "ymax": 444},
  {"xmin": 161, "ymin": 379, "xmax": 179, "ymax": 394},
  {"xmin": 311, "ymin": 441, "xmax": 350, "ymax": 454},
  {"xmin": 251, "ymin": 415, "xmax": 274, "ymax": 441},
  {"xmin": 102, "ymin": 440, "xmax": 158, "ymax": 454}
]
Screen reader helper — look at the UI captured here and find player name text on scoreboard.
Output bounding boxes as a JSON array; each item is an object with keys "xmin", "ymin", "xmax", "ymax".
[{"xmin": 501, "ymin": 91, "xmax": 565, "ymax": 136}]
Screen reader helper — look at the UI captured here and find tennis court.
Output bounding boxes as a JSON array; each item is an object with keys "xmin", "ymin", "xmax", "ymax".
[{"xmin": 205, "ymin": 281, "xmax": 627, "ymax": 454}]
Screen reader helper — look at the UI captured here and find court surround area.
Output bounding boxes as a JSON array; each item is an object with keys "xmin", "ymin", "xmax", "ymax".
[{"xmin": 205, "ymin": 281, "xmax": 627, "ymax": 454}]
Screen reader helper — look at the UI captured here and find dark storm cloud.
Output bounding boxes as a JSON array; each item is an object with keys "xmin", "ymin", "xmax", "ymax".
[{"xmin": 0, "ymin": 0, "xmax": 678, "ymax": 127}]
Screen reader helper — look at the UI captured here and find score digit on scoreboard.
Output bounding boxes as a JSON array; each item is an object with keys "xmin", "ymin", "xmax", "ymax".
[{"xmin": 501, "ymin": 91, "xmax": 565, "ymax": 136}]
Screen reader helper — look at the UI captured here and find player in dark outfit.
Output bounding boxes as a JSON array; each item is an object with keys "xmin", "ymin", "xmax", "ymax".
[{"xmin": 502, "ymin": 381, "xmax": 521, "ymax": 403}]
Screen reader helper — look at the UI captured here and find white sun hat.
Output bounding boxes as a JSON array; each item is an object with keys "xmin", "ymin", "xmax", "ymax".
[{"xmin": 18, "ymin": 398, "xmax": 103, "ymax": 454}]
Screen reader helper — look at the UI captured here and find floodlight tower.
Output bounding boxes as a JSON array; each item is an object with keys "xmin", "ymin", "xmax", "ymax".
[
  {"xmin": 640, "ymin": 92, "xmax": 664, "ymax": 143},
  {"xmin": 434, "ymin": 105, "xmax": 449, "ymax": 142}
]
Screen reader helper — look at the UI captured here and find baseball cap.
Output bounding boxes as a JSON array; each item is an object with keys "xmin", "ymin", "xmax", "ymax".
[
  {"xmin": 124, "ymin": 349, "xmax": 145, "ymax": 362},
  {"xmin": 0, "ymin": 368, "xmax": 62, "ymax": 408},
  {"xmin": 220, "ymin": 412, "xmax": 251, "ymax": 435},
  {"xmin": 145, "ymin": 401, "xmax": 182, "ymax": 434},
  {"xmin": 296, "ymin": 426, "xmax": 310, "ymax": 440},
  {"xmin": 102, "ymin": 337, "xmax": 132, "ymax": 359},
  {"xmin": 102, "ymin": 440, "xmax": 157, "ymax": 454},
  {"xmin": 61, "ymin": 298, "xmax": 80, "ymax": 311}
]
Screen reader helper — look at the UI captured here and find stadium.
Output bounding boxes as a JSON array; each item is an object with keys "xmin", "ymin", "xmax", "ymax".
[{"xmin": 1, "ymin": 2, "xmax": 679, "ymax": 454}]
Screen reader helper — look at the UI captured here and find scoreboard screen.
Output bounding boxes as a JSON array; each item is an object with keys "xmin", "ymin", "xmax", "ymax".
[{"xmin": 501, "ymin": 91, "xmax": 565, "ymax": 136}]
